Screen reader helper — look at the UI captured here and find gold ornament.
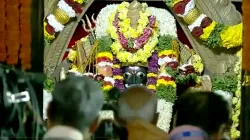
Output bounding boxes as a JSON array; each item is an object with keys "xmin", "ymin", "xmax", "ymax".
[
  {"xmin": 183, "ymin": 7, "xmax": 201, "ymax": 24},
  {"xmin": 54, "ymin": 8, "xmax": 70, "ymax": 25}
]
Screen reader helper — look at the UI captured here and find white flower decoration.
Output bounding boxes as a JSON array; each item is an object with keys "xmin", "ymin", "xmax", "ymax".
[
  {"xmin": 97, "ymin": 62, "xmax": 113, "ymax": 67},
  {"xmin": 43, "ymin": 90, "xmax": 52, "ymax": 120},
  {"xmin": 157, "ymin": 99, "xmax": 174, "ymax": 132},
  {"xmin": 95, "ymin": 4, "xmax": 118, "ymax": 39},
  {"xmin": 95, "ymin": 5, "xmax": 177, "ymax": 38},
  {"xmin": 177, "ymin": 0, "xmax": 195, "ymax": 17},
  {"xmin": 104, "ymin": 77, "xmax": 115, "ymax": 85},
  {"xmin": 58, "ymin": 0, "xmax": 76, "ymax": 18},
  {"xmin": 158, "ymin": 56, "xmax": 177, "ymax": 66},
  {"xmin": 148, "ymin": 7, "xmax": 177, "ymax": 37},
  {"xmin": 188, "ymin": 14, "xmax": 206, "ymax": 31},
  {"xmin": 47, "ymin": 14, "xmax": 65, "ymax": 32}
]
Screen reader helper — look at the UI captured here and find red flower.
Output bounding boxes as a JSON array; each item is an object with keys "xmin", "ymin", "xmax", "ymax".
[
  {"xmin": 191, "ymin": 27, "xmax": 204, "ymax": 38},
  {"xmin": 172, "ymin": 1, "xmax": 186, "ymax": 15},
  {"xmin": 64, "ymin": 0, "xmax": 83, "ymax": 13},
  {"xmin": 201, "ymin": 17, "xmax": 213, "ymax": 28},
  {"xmin": 166, "ymin": 61, "xmax": 179, "ymax": 69},
  {"xmin": 96, "ymin": 57, "xmax": 111, "ymax": 63},
  {"xmin": 72, "ymin": 3, "xmax": 83, "ymax": 13},
  {"xmin": 183, "ymin": 0, "xmax": 191, "ymax": 3},
  {"xmin": 94, "ymin": 74, "xmax": 105, "ymax": 81},
  {"xmin": 159, "ymin": 76, "xmax": 172, "ymax": 81},
  {"xmin": 45, "ymin": 23, "xmax": 55, "ymax": 35},
  {"xmin": 104, "ymin": 81, "xmax": 113, "ymax": 86},
  {"xmin": 184, "ymin": 65, "xmax": 195, "ymax": 74}
]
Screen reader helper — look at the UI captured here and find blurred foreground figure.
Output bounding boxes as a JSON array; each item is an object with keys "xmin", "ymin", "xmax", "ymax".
[
  {"xmin": 169, "ymin": 125, "xmax": 209, "ymax": 140},
  {"xmin": 174, "ymin": 91, "xmax": 231, "ymax": 140},
  {"xmin": 115, "ymin": 86, "xmax": 168, "ymax": 140},
  {"xmin": 44, "ymin": 76, "xmax": 104, "ymax": 140}
]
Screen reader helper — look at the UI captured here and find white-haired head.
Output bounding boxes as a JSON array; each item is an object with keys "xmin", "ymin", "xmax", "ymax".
[{"xmin": 116, "ymin": 86, "xmax": 158, "ymax": 124}]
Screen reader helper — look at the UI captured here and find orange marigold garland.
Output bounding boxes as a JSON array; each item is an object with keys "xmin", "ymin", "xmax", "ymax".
[
  {"xmin": 0, "ymin": 0, "xmax": 6, "ymax": 62},
  {"xmin": 5, "ymin": 0, "xmax": 20, "ymax": 65},
  {"xmin": 20, "ymin": 0, "xmax": 32, "ymax": 70}
]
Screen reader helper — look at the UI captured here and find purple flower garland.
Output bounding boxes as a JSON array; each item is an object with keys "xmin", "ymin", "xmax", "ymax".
[
  {"xmin": 146, "ymin": 51, "xmax": 159, "ymax": 93},
  {"xmin": 112, "ymin": 55, "xmax": 125, "ymax": 91}
]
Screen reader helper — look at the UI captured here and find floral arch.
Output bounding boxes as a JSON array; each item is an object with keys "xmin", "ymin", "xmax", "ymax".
[{"xmin": 43, "ymin": 0, "xmax": 242, "ymax": 139}]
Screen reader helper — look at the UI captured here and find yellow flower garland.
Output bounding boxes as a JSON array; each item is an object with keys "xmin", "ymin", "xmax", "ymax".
[
  {"xmin": 117, "ymin": 2, "xmax": 150, "ymax": 39},
  {"xmin": 147, "ymin": 73, "xmax": 158, "ymax": 78},
  {"xmin": 156, "ymin": 79, "xmax": 177, "ymax": 88},
  {"xmin": 113, "ymin": 75, "xmax": 123, "ymax": 80},
  {"xmin": 68, "ymin": 49, "xmax": 77, "ymax": 62},
  {"xmin": 147, "ymin": 84, "xmax": 156, "ymax": 90},
  {"xmin": 73, "ymin": 0, "xmax": 85, "ymax": 4},
  {"xmin": 230, "ymin": 49, "xmax": 242, "ymax": 139},
  {"xmin": 96, "ymin": 52, "xmax": 113, "ymax": 60},
  {"xmin": 220, "ymin": 23, "xmax": 243, "ymax": 49},
  {"xmin": 158, "ymin": 50, "xmax": 178, "ymax": 57},
  {"xmin": 107, "ymin": 2, "xmax": 159, "ymax": 64},
  {"xmin": 199, "ymin": 21, "xmax": 216, "ymax": 41},
  {"xmin": 166, "ymin": 0, "xmax": 243, "ymax": 49}
]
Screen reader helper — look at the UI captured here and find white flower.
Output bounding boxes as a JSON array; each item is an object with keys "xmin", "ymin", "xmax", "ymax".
[
  {"xmin": 177, "ymin": 0, "xmax": 195, "ymax": 17},
  {"xmin": 179, "ymin": 64, "xmax": 192, "ymax": 71},
  {"xmin": 97, "ymin": 62, "xmax": 113, "ymax": 67},
  {"xmin": 104, "ymin": 77, "xmax": 115, "ymax": 85},
  {"xmin": 148, "ymin": 7, "xmax": 177, "ymax": 37},
  {"xmin": 157, "ymin": 99, "xmax": 174, "ymax": 132},
  {"xmin": 158, "ymin": 56, "xmax": 177, "ymax": 66},
  {"xmin": 43, "ymin": 90, "xmax": 52, "ymax": 120},
  {"xmin": 47, "ymin": 14, "xmax": 65, "ymax": 32},
  {"xmin": 58, "ymin": 0, "xmax": 76, "ymax": 18},
  {"xmin": 95, "ymin": 4, "xmax": 118, "ymax": 39},
  {"xmin": 158, "ymin": 73, "xmax": 172, "ymax": 78},
  {"xmin": 188, "ymin": 14, "xmax": 206, "ymax": 31}
]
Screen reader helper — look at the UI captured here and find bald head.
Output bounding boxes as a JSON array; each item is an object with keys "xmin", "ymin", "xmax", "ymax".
[{"xmin": 117, "ymin": 86, "xmax": 158, "ymax": 124}]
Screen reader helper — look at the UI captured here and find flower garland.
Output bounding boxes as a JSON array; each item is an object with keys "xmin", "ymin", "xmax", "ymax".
[
  {"xmin": 146, "ymin": 51, "xmax": 159, "ymax": 93},
  {"xmin": 116, "ymin": 2, "xmax": 150, "ymax": 39},
  {"xmin": 6, "ymin": 0, "xmax": 20, "ymax": 66},
  {"xmin": 113, "ymin": 56, "xmax": 125, "ymax": 91},
  {"xmin": 95, "ymin": 5, "xmax": 177, "ymax": 39},
  {"xmin": 107, "ymin": 2, "xmax": 159, "ymax": 64},
  {"xmin": 44, "ymin": 0, "xmax": 86, "ymax": 43},
  {"xmin": 0, "ymin": 0, "xmax": 6, "ymax": 62},
  {"xmin": 165, "ymin": 0, "xmax": 243, "ymax": 49},
  {"xmin": 230, "ymin": 49, "xmax": 242, "ymax": 139},
  {"xmin": 20, "ymin": 0, "xmax": 32, "ymax": 70}
]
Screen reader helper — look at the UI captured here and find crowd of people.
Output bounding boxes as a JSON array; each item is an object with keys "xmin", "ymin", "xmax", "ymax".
[{"xmin": 43, "ymin": 75, "xmax": 231, "ymax": 140}]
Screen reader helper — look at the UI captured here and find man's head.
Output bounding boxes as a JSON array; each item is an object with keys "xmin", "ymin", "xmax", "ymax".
[
  {"xmin": 115, "ymin": 86, "xmax": 158, "ymax": 125},
  {"xmin": 174, "ymin": 91, "xmax": 231, "ymax": 139},
  {"xmin": 47, "ymin": 75, "xmax": 104, "ymax": 131}
]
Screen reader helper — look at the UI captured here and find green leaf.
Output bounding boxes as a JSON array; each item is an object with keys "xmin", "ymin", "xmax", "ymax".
[
  {"xmin": 156, "ymin": 85, "xmax": 177, "ymax": 103},
  {"xmin": 44, "ymin": 78, "xmax": 55, "ymax": 92},
  {"xmin": 128, "ymin": 40, "xmax": 134, "ymax": 48},
  {"xmin": 97, "ymin": 36, "xmax": 113, "ymax": 52},
  {"xmin": 212, "ymin": 73, "xmax": 237, "ymax": 93},
  {"xmin": 157, "ymin": 35, "xmax": 177, "ymax": 51},
  {"xmin": 204, "ymin": 23, "xmax": 228, "ymax": 48}
]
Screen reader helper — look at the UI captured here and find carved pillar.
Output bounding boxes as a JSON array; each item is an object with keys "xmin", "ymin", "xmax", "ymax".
[{"xmin": 241, "ymin": 0, "xmax": 250, "ymax": 139}]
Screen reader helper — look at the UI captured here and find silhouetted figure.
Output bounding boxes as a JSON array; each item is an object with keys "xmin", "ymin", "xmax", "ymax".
[{"xmin": 44, "ymin": 76, "xmax": 104, "ymax": 140}]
